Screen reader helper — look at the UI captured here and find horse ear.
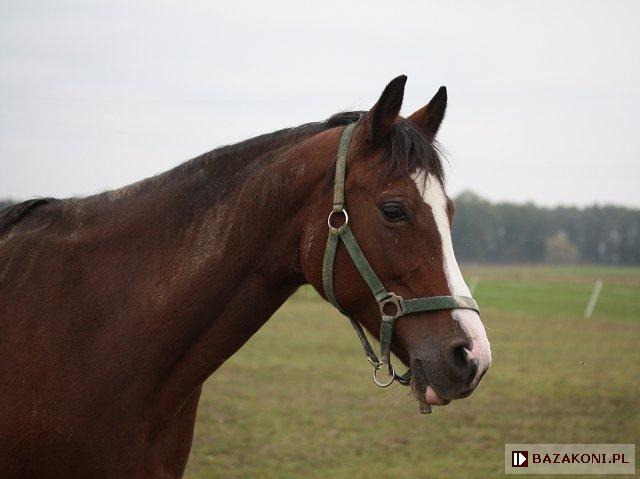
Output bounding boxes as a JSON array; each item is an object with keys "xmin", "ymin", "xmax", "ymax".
[
  {"xmin": 408, "ymin": 86, "xmax": 447, "ymax": 140},
  {"xmin": 363, "ymin": 75, "xmax": 407, "ymax": 144}
]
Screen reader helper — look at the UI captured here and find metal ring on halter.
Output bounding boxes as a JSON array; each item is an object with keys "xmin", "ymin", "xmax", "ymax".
[
  {"xmin": 372, "ymin": 362, "xmax": 396, "ymax": 387},
  {"xmin": 378, "ymin": 292, "xmax": 404, "ymax": 320},
  {"xmin": 327, "ymin": 209, "xmax": 349, "ymax": 232}
]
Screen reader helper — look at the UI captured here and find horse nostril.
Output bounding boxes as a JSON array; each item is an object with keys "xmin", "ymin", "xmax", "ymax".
[
  {"xmin": 447, "ymin": 341, "xmax": 478, "ymax": 383},
  {"xmin": 451, "ymin": 344, "xmax": 469, "ymax": 370}
]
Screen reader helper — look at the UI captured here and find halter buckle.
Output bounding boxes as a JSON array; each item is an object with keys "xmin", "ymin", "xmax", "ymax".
[{"xmin": 378, "ymin": 292, "xmax": 404, "ymax": 320}]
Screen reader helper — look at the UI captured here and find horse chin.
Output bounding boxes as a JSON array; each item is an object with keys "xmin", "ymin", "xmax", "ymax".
[{"xmin": 410, "ymin": 361, "xmax": 451, "ymax": 412}]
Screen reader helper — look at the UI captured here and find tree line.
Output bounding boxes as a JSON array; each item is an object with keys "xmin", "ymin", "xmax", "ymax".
[
  {"xmin": 2, "ymin": 193, "xmax": 640, "ymax": 265},
  {"xmin": 452, "ymin": 191, "xmax": 640, "ymax": 265}
]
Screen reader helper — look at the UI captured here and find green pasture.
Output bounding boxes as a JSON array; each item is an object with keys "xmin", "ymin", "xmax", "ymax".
[{"xmin": 186, "ymin": 265, "xmax": 640, "ymax": 478}]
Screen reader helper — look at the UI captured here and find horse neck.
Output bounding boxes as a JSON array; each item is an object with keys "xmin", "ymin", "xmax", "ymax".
[{"xmin": 104, "ymin": 128, "xmax": 335, "ymax": 416}]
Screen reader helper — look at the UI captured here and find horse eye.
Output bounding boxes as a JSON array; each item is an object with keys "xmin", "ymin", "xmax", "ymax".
[{"xmin": 380, "ymin": 203, "xmax": 407, "ymax": 222}]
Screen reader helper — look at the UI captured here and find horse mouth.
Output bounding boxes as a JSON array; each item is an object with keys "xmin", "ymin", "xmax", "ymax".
[{"xmin": 410, "ymin": 360, "xmax": 451, "ymax": 413}]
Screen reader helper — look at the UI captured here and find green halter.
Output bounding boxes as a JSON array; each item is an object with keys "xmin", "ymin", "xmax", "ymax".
[{"xmin": 322, "ymin": 121, "xmax": 479, "ymax": 387}]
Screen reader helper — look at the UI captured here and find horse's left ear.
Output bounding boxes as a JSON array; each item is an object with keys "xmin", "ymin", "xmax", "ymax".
[{"xmin": 408, "ymin": 86, "xmax": 447, "ymax": 140}]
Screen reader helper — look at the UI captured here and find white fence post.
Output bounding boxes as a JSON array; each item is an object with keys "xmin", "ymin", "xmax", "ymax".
[{"xmin": 584, "ymin": 279, "xmax": 604, "ymax": 319}]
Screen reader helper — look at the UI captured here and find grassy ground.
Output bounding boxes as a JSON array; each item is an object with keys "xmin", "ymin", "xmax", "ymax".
[{"xmin": 185, "ymin": 265, "xmax": 640, "ymax": 478}]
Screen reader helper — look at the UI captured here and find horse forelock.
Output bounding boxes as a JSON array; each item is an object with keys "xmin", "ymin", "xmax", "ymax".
[{"xmin": 384, "ymin": 118, "xmax": 446, "ymax": 185}]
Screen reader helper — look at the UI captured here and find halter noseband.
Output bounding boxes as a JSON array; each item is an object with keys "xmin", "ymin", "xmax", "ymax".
[{"xmin": 322, "ymin": 121, "xmax": 479, "ymax": 388}]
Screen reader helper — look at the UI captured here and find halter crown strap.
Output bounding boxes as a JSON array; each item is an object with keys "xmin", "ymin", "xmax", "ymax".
[
  {"xmin": 331, "ymin": 122, "xmax": 356, "ymax": 211},
  {"xmin": 322, "ymin": 121, "xmax": 479, "ymax": 388}
]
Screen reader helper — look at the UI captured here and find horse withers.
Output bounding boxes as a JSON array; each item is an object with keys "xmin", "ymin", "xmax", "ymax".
[{"xmin": 0, "ymin": 76, "xmax": 490, "ymax": 478}]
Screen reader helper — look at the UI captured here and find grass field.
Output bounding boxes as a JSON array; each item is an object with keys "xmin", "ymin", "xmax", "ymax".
[{"xmin": 185, "ymin": 265, "xmax": 640, "ymax": 478}]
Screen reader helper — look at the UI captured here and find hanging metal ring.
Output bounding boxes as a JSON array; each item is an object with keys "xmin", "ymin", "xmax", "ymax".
[{"xmin": 372, "ymin": 362, "xmax": 395, "ymax": 387}]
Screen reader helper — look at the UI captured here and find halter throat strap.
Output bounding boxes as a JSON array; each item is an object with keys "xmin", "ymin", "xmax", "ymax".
[{"xmin": 321, "ymin": 121, "xmax": 479, "ymax": 388}]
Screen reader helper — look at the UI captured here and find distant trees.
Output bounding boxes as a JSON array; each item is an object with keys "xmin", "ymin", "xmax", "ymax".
[
  {"xmin": 545, "ymin": 232, "xmax": 580, "ymax": 264},
  {"xmin": 452, "ymin": 191, "xmax": 640, "ymax": 265}
]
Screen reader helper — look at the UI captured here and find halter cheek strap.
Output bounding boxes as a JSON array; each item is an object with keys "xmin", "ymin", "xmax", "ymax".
[{"xmin": 321, "ymin": 121, "xmax": 479, "ymax": 388}]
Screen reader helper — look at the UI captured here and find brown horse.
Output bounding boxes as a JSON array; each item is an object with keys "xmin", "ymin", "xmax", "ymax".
[{"xmin": 0, "ymin": 76, "xmax": 490, "ymax": 478}]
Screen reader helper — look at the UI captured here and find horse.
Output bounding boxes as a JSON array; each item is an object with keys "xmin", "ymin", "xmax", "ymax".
[{"xmin": 0, "ymin": 75, "xmax": 491, "ymax": 478}]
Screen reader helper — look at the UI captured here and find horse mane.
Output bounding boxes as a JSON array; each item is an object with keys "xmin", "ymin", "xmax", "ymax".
[
  {"xmin": 176, "ymin": 111, "xmax": 364, "ymax": 183},
  {"xmin": 176, "ymin": 110, "xmax": 445, "ymax": 193},
  {"xmin": 199, "ymin": 111, "xmax": 363, "ymax": 164},
  {"xmin": 0, "ymin": 198, "xmax": 55, "ymax": 237}
]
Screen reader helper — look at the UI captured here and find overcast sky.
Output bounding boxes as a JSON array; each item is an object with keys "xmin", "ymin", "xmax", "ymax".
[{"xmin": 1, "ymin": 1, "xmax": 639, "ymax": 207}]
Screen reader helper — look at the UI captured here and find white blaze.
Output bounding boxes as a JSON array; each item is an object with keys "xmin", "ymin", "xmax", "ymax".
[{"xmin": 411, "ymin": 170, "xmax": 492, "ymax": 381}]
